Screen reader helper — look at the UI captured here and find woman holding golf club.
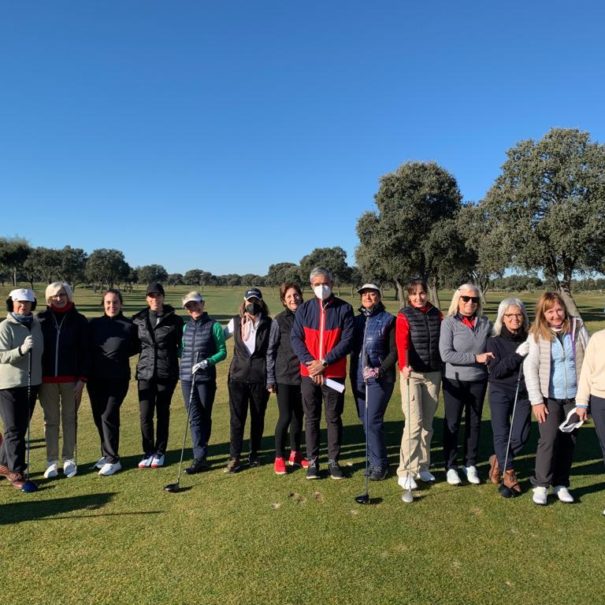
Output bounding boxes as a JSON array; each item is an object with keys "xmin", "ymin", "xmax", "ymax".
[
  {"xmin": 88, "ymin": 289, "xmax": 139, "ymax": 476},
  {"xmin": 486, "ymin": 298, "xmax": 531, "ymax": 496},
  {"xmin": 524, "ymin": 292, "xmax": 589, "ymax": 505},
  {"xmin": 38, "ymin": 281, "xmax": 90, "ymax": 480},
  {"xmin": 350, "ymin": 284, "xmax": 397, "ymax": 481},
  {"xmin": 0, "ymin": 288, "xmax": 43, "ymax": 491},
  {"xmin": 224, "ymin": 288, "xmax": 277, "ymax": 473},
  {"xmin": 439, "ymin": 283, "xmax": 493, "ymax": 486},
  {"xmin": 576, "ymin": 326, "xmax": 605, "ymax": 514},
  {"xmin": 272, "ymin": 282, "xmax": 308, "ymax": 476},
  {"xmin": 396, "ymin": 278, "xmax": 443, "ymax": 492},
  {"xmin": 179, "ymin": 291, "xmax": 227, "ymax": 474},
  {"xmin": 133, "ymin": 282, "xmax": 184, "ymax": 469}
]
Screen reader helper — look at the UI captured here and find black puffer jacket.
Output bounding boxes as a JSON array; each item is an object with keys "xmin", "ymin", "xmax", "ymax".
[
  {"xmin": 274, "ymin": 309, "xmax": 301, "ymax": 386},
  {"xmin": 132, "ymin": 305, "xmax": 183, "ymax": 382},
  {"xmin": 38, "ymin": 305, "xmax": 90, "ymax": 380}
]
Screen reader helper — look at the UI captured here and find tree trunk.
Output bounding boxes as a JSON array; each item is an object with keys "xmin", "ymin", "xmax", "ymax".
[
  {"xmin": 427, "ymin": 277, "xmax": 440, "ymax": 309},
  {"xmin": 394, "ymin": 279, "xmax": 405, "ymax": 306},
  {"xmin": 558, "ymin": 285, "xmax": 581, "ymax": 318}
]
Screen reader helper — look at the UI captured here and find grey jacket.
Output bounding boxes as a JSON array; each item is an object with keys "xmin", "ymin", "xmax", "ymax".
[
  {"xmin": 439, "ymin": 314, "xmax": 492, "ymax": 381},
  {"xmin": 0, "ymin": 314, "xmax": 44, "ymax": 389}
]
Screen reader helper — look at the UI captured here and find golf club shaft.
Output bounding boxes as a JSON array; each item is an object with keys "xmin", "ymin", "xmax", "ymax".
[
  {"xmin": 502, "ymin": 366, "xmax": 523, "ymax": 475},
  {"xmin": 26, "ymin": 350, "xmax": 32, "ymax": 481},
  {"xmin": 406, "ymin": 377, "xmax": 412, "ymax": 497}
]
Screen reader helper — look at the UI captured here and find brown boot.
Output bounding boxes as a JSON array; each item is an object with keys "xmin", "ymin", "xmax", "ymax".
[
  {"xmin": 488, "ymin": 454, "xmax": 501, "ymax": 485},
  {"xmin": 7, "ymin": 471, "xmax": 26, "ymax": 490},
  {"xmin": 502, "ymin": 469, "xmax": 521, "ymax": 494}
]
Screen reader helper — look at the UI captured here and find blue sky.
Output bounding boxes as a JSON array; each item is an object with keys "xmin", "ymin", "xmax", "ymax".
[{"xmin": 2, "ymin": 1, "xmax": 604, "ymax": 276}]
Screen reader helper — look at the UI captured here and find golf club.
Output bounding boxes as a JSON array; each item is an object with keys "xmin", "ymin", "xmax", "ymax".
[
  {"xmin": 355, "ymin": 380, "xmax": 370, "ymax": 505},
  {"xmin": 498, "ymin": 366, "xmax": 523, "ymax": 498},
  {"xmin": 164, "ymin": 355, "xmax": 199, "ymax": 493},
  {"xmin": 401, "ymin": 377, "xmax": 413, "ymax": 503},
  {"xmin": 22, "ymin": 350, "xmax": 38, "ymax": 493}
]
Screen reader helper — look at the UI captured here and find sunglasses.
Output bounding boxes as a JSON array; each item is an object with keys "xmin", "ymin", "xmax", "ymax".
[{"xmin": 460, "ymin": 296, "xmax": 480, "ymax": 303}]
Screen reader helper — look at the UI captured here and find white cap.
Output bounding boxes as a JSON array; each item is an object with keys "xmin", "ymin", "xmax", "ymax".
[
  {"xmin": 9, "ymin": 288, "xmax": 35, "ymax": 303},
  {"xmin": 357, "ymin": 283, "xmax": 381, "ymax": 295},
  {"xmin": 182, "ymin": 291, "xmax": 204, "ymax": 307}
]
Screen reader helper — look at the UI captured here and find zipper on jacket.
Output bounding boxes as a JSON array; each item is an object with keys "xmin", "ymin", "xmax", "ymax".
[
  {"xmin": 52, "ymin": 313, "xmax": 67, "ymax": 377},
  {"xmin": 319, "ymin": 299, "xmax": 325, "ymax": 362}
]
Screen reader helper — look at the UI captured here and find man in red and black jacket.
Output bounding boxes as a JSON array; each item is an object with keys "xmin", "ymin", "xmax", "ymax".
[{"xmin": 291, "ymin": 267, "xmax": 354, "ymax": 480}]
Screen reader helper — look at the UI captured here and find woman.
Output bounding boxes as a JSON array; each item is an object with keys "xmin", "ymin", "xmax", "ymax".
[
  {"xmin": 486, "ymin": 298, "xmax": 531, "ymax": 495},
  {"xmin": 179, "ymin": 291, "xmax": 226, "ymax": 474},
  {"xmin": 133, "ymin": 282, "xmax": 183, "ymax": 469},
  {"xmin": 273, "ymin": 283, "xmax": 307, "ymax": 475},
  {"xmin": 88, "ymin": 289, "xmax": 139, "ymax": 476},
  {"xmin": 439, "ymin": 283, "xmax": 493, "ymax": 485},
  {"xmin": 396, "ymin": 278, "xmax": 442, "ymax": 491},
  {"xmin": 224, "ymin": 288, "xmax": 277, "ymax": 473},
  {"xmin": 350, "ymin": 284, "xmax": 397, "ymax": 481},
  {"xmin": 524, "ymin": 292, "xmax": 589, "ymax": 505},
  {"xmin": 576, "ymin": 326, "xmax": 605, "ymax": 514},
  {"xmin": 0, "ymin": 289, "xmax": 43, "ymax": 490},
  {"xmin": 38, "ymin": 282, "xmax": 90, "ymax": 479}
]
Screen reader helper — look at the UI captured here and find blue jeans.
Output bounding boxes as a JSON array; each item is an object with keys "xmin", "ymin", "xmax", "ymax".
[
  {"xmin": 353, "ymin": 379, "xmax": 394, "ymax": 471},
  {"xmin": 181, "ymin": 380, "xmax": 216, "ymax": 461}
]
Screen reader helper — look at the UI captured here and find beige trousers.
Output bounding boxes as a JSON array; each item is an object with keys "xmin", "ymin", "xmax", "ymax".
[
  {"xmin": 39, "ymin": 382, "xmax": 79, "ymax": 463},
  {"xmin": 397, "ymin": 370, "xmax": 441, "ymax": 478}
]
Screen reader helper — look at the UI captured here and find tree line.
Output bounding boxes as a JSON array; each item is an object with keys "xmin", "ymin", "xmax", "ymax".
[{"xmin": 2, "ymin": 128, "xmax": 604, "ymax": 310}]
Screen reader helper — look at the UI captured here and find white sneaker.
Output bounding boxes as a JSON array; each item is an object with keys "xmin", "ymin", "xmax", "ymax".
[
  {"xmin": 446, "ymin": 468, "xmax": 462, "ymax": 485},
  {"xmin": 98, "ymin": 461, "xmax": 122, "ymax": 476},
  {"xmin": 63, "ymin": 459, "xmax": 77, "ymax": 478},
  {"xmin": 44, "ymin": 461, "xmax": 59, "ymax": 479},
  {"xmin": 151, "ymin": 454, "xmax": 165, "ymax": 468},
  {"xmin": 532, "ymin": 486, "xmax": 548, "ymax": 505},
  {"xmin": 138, "ymin": 455, "xmax": 153, "ymax": 469},
  {"xmin": 93, "ymin": 457, "xmax": 106, "ymax": 470},
  {"xmin": 397, "ymin": 474, "xmax": 418, "ymax": 490},
  {"xmin": 416, "ymin": 470, "xmax": 436, "ymax": 482},
  {"xmin": 462, "ymin": 465, "xmax": 480, "ymax": 485},
  {"xmin": 553, "ymin": 485, "xmax": 574, "ymax": 503}
]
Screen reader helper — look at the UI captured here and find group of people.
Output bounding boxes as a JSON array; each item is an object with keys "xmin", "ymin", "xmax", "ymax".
[{"xmin": 1, "ymin": 271, "xmax": 605, "ymax": 513}]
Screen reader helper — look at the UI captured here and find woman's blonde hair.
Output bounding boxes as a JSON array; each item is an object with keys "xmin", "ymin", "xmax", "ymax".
[
  {"xmin": 530, "ymin": 291, "xmax": 571, "ymax": 342},
  {"xmin": 45, "ymin": 281, "xmax": 74, "ymax": 304},
  {"xmin": 447, "ymin": 283, "xmax": 484, "ymax": 316}
]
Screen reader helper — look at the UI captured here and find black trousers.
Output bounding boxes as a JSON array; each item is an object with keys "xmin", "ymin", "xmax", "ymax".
[
  {"xmin": 590, "ymin": 395, "xmax": 605, "ymax": 464},
  {"xmin": 489, "ymin": 384, "xmax": 531, "ymax": 471},
  {"xmin": 228, "ymin": 380, "xmax": 270, "ymax": 459},
  {"xmin": 88, "ymin": 379, "xmax": 129, "ymax": 464},
  {"xmin": 138, "ymin": 378, "xmax": 177, "ymax": 456},
  {"xmin": 532, "ymin": 398, "xmax": 576, "ymax": 488},
  {"xmin": 274, "ymin": 383, "xmax": 304, "ymax": 458},
  {"xmin": 442, "ymin": 377, "xmax": 487, "ymax": 469},
  {"xmin": 301, "ymin": 377, "xmax": 345, "ymax": 463},
  {"xmin": 0, "ymin": 386, "xmax": 38, "ymax": 473}
]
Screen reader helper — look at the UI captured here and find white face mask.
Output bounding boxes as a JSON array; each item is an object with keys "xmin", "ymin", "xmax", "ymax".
[{"xmin": 313, "ymin": 284, "xmax": 332, "ymax": 300}]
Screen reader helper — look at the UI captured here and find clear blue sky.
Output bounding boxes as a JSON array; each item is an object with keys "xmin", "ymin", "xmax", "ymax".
[{"xmin": 2, "ymin": 1, "xmax": 604, "ymax": 276}]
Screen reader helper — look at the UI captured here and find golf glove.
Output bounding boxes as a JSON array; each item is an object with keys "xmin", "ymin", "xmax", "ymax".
[
  {"xmin": 362, "ymin": 367, "xmax": 380, "ymax": 380},
  {"xmin": 192, "ymin": 359, "xmax": 209, "ymax": 374},
  {"xmin": 20, "ymin": 335, "xmax": 34, "ymax": 354},
  {"xmin": 515, "ymin": 341, "xmax": 529, "ymax": 357}
]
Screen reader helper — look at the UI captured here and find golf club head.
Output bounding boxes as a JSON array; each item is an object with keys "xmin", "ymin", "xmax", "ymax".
[
  {"xmin": 355, "ymin": 493, "xmax": 370, "ymax": 505},
  {"xmin": 21, "ymin": 480, "xmax": 38, "ymax": 493},
  {"xmin": 401, "ymin": 489, "xmax": 413, "ymax": 504},
  {"xmin": 498, "ymin": 484, "xmax": 518, "ymax": 498},
  {"xmin": 164, "ymin": 483, "xmax": 181, "ymax": 493}
]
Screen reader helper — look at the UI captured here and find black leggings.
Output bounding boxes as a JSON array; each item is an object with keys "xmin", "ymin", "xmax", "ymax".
[
  {"xmin": 138, "ymin": 378, "xmax": 177, "ymax": 456},
  {"xmin": 274, "ymin": 383, "xmax": 304, "ymax": 458},
  {"xmin": 0, "ymin": 386, "xmax": 38, "ymax": 473}
]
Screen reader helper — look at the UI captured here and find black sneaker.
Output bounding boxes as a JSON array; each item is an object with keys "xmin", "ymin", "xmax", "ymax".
[
  {"xmin": 225, "ymin": 457, "xmax": 241, "ymax": 474},
  {"xmin": 306, "ymin": 462, "xmax": 320, "ymax": 480},
  {"xmin": 185, "ymin": 458, "xmax": 210, "ymax": 475},
  {"xmin": 369, "ymin": 467, "xmax": 388, "ymax": 481},
  {"xmin": 248, "ymin": 454, "xmax": 260, "ymax": 468},
  {"xmin": 328, "ymin": 459, "xmax": 344, "ymax": 480}
]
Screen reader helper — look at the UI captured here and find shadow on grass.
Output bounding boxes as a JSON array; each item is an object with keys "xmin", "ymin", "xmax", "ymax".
[{"xmin": 0, "ymin": 492, "xmax": 118, "ymax": 524}]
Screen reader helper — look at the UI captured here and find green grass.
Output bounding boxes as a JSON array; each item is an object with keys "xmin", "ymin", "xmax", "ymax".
[{"xmin": 1, "ymin": 285, "xmax": 605, "ymax": 605}]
